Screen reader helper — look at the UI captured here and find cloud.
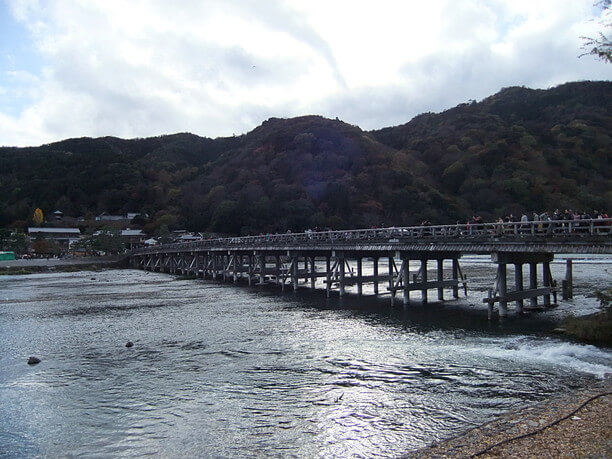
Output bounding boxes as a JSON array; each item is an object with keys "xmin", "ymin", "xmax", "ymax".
[{"xmin": 0, "ymin": 0, "xmax": 609, "ymax": 146}]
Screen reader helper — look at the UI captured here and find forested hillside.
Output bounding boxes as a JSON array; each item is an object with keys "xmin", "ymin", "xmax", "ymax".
[{"xmin": 1, "ymin": 81, "xmax": 610, "ymax": 235}]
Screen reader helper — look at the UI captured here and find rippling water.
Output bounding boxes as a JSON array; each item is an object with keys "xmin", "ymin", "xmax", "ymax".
[{"xmin": 0, "ymin": 263, "xmax": 610, "ymax": 457}]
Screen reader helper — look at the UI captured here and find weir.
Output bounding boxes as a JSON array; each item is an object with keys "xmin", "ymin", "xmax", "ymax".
[{"xmin": 130, "ymin": 219, "xmax": 612, "ymax": 320}]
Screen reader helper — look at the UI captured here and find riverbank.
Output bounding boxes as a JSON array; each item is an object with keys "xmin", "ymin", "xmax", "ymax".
[
  {"xmin": 407, "ymin": 377, "xmax": 611, "ymax": 458},
  {"xmin": 0, "ymin": 255, "xmax": 128, "ymax": 274}
]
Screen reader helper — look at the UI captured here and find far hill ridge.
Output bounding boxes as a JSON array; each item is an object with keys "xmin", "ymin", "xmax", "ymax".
[{"xmin": 1, "ymin": 81, "xmax": 610, "ymax": 235}]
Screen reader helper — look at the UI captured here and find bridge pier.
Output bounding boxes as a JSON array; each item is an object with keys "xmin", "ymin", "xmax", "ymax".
[
  {"xmin": 388, "ymin": 253, "xmax": 466, "ymax": 307},
  {"xmin": 485, "ymin": 252, "xmax": 557, "ymax": 319}
]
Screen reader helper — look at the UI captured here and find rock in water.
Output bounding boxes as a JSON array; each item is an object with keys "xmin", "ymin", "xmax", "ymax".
[
  {"xmin": 125, "ymin": 341, "xmax": 134, "ymax": 348},
  {"xmin": 27, "ymin": 356, "xmax": 41, "ymax": 365}
]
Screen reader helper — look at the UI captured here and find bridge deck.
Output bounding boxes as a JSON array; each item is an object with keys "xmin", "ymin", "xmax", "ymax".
[{"xmin": 133, "ymin": 219, "xmax": 612, "ymax": 255}]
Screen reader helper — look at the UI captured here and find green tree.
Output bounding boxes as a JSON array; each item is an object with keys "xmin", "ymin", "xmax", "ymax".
[
  {"xmin": 155, "ymin": 224, "xmax": 173, "ymax": 244},
  {"xmin": 211, "ymin": 200, "xmax": 241, "ymax": 234},
  {"xmin": 32, "ymin": 238, "xmax": 60, "ymax": 256},
  {"xmin": 91, "ymin": 228, "xmax": 125, "ymax": 254},
  {"xmin": 7, "ymin": 232, "xmax": 28, "ymax": 254},
  {"xmin": 0, "ymin": 228, "xmax": 9, "ymax": 250}
]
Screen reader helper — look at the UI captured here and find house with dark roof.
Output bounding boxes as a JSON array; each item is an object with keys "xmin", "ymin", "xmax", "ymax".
[
  {"xmin": 120, "ymin": 229, "xmax": 147, "ymax": 250},
  {"xmin": 27, "ymin": 227, "xmax": 81, "ymax": 250}
]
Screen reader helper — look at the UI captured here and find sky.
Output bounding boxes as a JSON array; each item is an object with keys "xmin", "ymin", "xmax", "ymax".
[{"xmin": 0, "ymin": 0, "xmax": 610, "ymax": 147}]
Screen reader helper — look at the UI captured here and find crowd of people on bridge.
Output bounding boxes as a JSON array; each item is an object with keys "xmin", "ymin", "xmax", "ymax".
[
  {"xmin": 462, "ymin": 209, "xmax": 609, "ymax": 227},
  {"xmin": 460, "ymin": 208, "xmax": 610, "ymax": 237},
  {"xmin": 497, "ymin": 209, "xmax": 609, "ymax": 224}
]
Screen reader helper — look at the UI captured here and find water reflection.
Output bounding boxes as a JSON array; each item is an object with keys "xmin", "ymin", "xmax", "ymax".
[{"xmin": 0, "ymin": 269, "xmax": 609, "ymax": 457}]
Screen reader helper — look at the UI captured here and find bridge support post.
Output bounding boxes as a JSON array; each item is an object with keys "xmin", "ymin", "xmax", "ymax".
[
  {"xmin": 220, "ymin": 254, "xmax": 225, "ymax": 281},
  {"xmin": 281, "ymin": 255, "xmax": 286, "ymax": 292},
  {"xmin": 529, "ymin": 262, "xmax": 537, "ymax": 308},
  {"xmin": 373, "ymin": 257, "xmax": 379, "ymax": 295},
  {"xmin": 402, "ymin": 257, "xmax": 410, "ymax": 306},
  {"xmin": 543, "ymin": 262, "xmax": 551, "ymax": 306},
  {"xmin": 339, "ymin": 254, "xmax": 346, "ymax": 297},
  {"xmin": 247, "ymin": 255, "xmax": 252, "ymax": 286},
  {"xmin": 437, "ymin": 259, "xmax": 444, "ymax": 301},
  {"xmin": 232, "ymin": 253, "xmax": 237, "ymax": 283},
  {"xmin": 275, "ymin": 255, "xmax": 281, "ymax": 287},
  {"xmin": 389, "ymin": 256, "xmax": 395, "ymax": 306},
  {"xmin": 291, "ymin": 254, "xmax": 299, "ymax": 292},
  {"xmin": 356, "ymin": 257, "xmax": 363, "ymax": 296},
  {"xmin": 452, "ymin": 259, "xmax": 459, "ymax": 298},
  {"xmin": 325, "ymin": 256, "xmax": 331, "ymax": 298},
  {"xmin": 421, "ymin": 259, "xmax": 428, "ymax": 305},
  {"xmin": 310, "ymin": 256, "xmax": 316, "ymax": 290},
  {"xmin": 498, "ymin": 263, "xmax": 508, "ymax": 317},
  {"xmin": 514, "ymin": 263, "xmax": 524, "ymax": 313},
  {"xmin": 563, "ymin": 259, "xmax": 573, "ymax": 299},
  {"xmin": 259, "ymin": 254, "xmax": 265, "ymax": 286}
]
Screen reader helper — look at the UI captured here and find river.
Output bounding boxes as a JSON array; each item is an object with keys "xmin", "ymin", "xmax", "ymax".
[{"xmin": 1, "ymin": 257, "xmax": 610, "ymax": 457}]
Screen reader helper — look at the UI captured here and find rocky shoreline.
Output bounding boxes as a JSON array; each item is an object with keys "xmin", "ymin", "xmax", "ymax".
[
  {"xmin": 406, "ymin": 378, "xmax": 611, "ymax": 458},
  {"xmin": 0, "ymin": 255, "xmax": 128, "ymax": 274}
]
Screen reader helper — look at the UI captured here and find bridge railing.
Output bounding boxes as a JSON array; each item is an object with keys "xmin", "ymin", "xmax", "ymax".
[{"xmin": 132, "ymin": 218, "xmax": 612, "ymax": 255}]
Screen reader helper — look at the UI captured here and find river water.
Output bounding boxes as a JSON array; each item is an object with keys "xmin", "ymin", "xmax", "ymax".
[{"xmin": 1, "ymin": 257, "xmax": 610, "ymax": 457}]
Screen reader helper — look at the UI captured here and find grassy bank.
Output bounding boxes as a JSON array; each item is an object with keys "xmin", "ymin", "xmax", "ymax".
[{"xmin": 561, "ymin": 290, "xmax": 612, "ymax": 347}]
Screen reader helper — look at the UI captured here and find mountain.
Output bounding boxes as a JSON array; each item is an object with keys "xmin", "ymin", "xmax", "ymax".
[
  {"xmin": 372, "ymin": 81, "xmax": 611, "ymax": 219},
  {"xmin": 1, "ymin": 81, "xmax": 610, "ymax": 235}
]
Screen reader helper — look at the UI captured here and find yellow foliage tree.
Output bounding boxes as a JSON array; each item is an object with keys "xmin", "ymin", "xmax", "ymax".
[{"xmin": 33, "ymin": 208, "xmax": 44, "ymax": 226}]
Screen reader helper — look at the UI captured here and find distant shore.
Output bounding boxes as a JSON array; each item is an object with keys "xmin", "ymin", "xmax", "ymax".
[
  {"xmin": 407, "ymin": 377, "xmax": 611, "ymax": 458},
  {"xmin": 0, "ymin": 255, "xmax": 128, "ymax": 274}
]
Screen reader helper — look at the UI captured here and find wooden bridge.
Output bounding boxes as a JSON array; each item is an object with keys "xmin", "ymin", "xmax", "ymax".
[{"xmin": 130, "ymin": 219, "xmax": 612, "ymax": 319}]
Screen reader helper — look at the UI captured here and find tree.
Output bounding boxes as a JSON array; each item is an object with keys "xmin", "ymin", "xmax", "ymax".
[
  {"xmin": 32, "ymin": 238, "xmax": 60, "ymax": 256},
  {"xmin": 7, "ymin": 232, "xmax": 28, "ymax": 254},
  {"xmin": 0, "ymin": 228, "xmax": 9, "ymax": 250},
  {"xmin": 91, "ymin": 227, "xmax": 125, "ymax": 254},
  {"xmin": 581, "ymin": 0, "xmax": 611, "ymax": 63},
  {"xmin": 33, "ymin": 208, "xmax": 44, "ymax": 226}
]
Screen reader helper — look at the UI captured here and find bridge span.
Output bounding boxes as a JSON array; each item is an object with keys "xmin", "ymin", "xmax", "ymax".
[{"xmin": 130, "ymin": 219, "xmax": 612, "ymax": 319}]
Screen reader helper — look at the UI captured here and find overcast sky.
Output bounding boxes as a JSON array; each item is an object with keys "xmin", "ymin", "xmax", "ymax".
[{"xmin": 0, "ymin": 0, "xmax": 610, "ymax": 147}]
